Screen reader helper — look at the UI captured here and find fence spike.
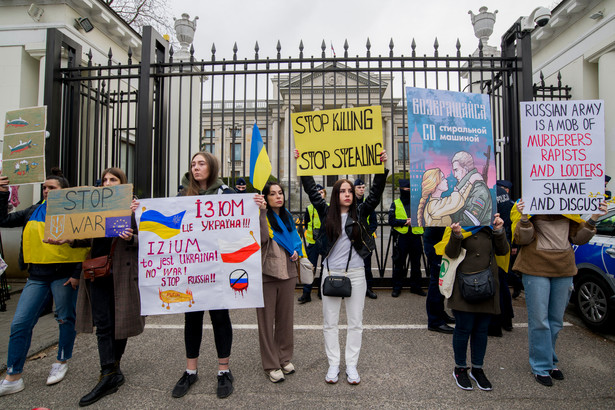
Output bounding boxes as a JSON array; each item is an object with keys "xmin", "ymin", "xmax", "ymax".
[
  {"xmin": 321, "ymin": 40, "xmax": 326, "ymax": 58},
  {"xmin": 233, "ymin": 42, "xmax": 238, "ymax": 61},
  {"xmin": 540, "ymin": 70, "xmax": 545, "ymax": 87},
  {"xmin": 254, "ymin": 41, "xmax": 259, "ymax": 58},
  {"xmin": 211, "ymin": 43, "xmax": 216, "ymax": 61},
  {"xmin": 127, "ymin": 47, "xmax": 132, "ymax": 64},
  {"xmin": 277, "ymin": 40, "xmax": 282, "ymax": 59},
  {"xmin": 344, "ymin": 39, "xmax": 349, "ymax": 58},
  {"xmin": 411, "ymin": 38, "xmax": 416, "ymax": 57},
  {"xmin": 433, "ymin": 38, "xmax": 439, "ymax": 57},
  {"xmin": 107, "ymin": 47, "xmax": 113, "ymax": 65},
  {"xmin": 389, "ymin": 38, "xmax": 394, "ymax": 57},
  {"xmin": 169, "ymin": 45, "xmax": 174, "ymax": 63},
  {"xmin": 478, "ymin": 39, "xmax": 484, "ymax": 57},
  {"xmin": 299, "ymin": 40, "xmax": 304, "ymax": 58},
  {"xmin": 190, "ymin": 44, "xmax": 195, "ymax": 62},
  {"xmin": 87, "ymin": 49, "xmax": 93, "ymax": 66},
  {"xmin": 456, "ymin": 38, "xmax": 461, "ymax": 57},
  {"xmin": 366, "ymin": 37, "xmax": 371, "ymax": 58},
  {"xmin": 557, "ymin": 71, "xmax": 562, "ymax": 87}
]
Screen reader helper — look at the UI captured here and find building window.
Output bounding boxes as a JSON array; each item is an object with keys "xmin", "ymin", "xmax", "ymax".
[
  {"xmin": 231, "ymin": 143, "xmax": 242, "ymax": 161},
  {"xmin": 397, "ymin": 127, "xmax": 408, "ymax": 137},
  {"xmin": 259, "ymin": 126, "xmax": 268, "ymax": 150},
  {"xmin": 232, "ymin": 128, "xmax": 242, "ymax": 138},
  {"xmin": 202, "ymin": 143, "xmax": 215, "ymax": 153},
  {"xmin": 204, "ymin": 129, "xmax": 215, "ymax": 139},
  {"xmin": 397, "ymin": 141, "xmax": 408, "ymax": 161}
]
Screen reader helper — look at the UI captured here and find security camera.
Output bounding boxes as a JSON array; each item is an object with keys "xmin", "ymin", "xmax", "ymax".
[{"xmin": 520, "ymin": 7, "xmax": 552, "ymax": 31}]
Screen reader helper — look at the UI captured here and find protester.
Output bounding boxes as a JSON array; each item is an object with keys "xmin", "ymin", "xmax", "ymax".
[
  {"xmin": 354, "ymin": 178, "xmax": 378, "ymax": 299},
  {"xmin": 0, "ymin": 171, "xmax": 89, "ymax": 397},
  {"xmin": 75, "ymin": 168, "xmax": 145, "ymax": 406},
  {"xmin": 256, "ymin": 182, "xmax": 301, "ymax": 383},
  {"xmin": 296, "ymin": 149, "xmax": 388, "ymax": 385},
  {"xmin": 235, "ymin": 177, "xmax": 248, "ymax": 193},
  {"xmin": 299, "ymin": 184, "xmax": 327, "ymax": 304},
  {"xmin": 441, "ymin": 214, "xmax": 508, "ymax": 391},
  {"xmin": 495, "ymin": 179, "xmax": 523, "ymax": 299},
  {"xmin": 171, "ymin": 152, "xmax": 235, "ymax": 399},
  {"xmin": 389, "ymin": 179, "xmax": 425, "ymax": 297},
  {"xmin": 512, "ymin": 199, "xmax": 606, "ymax": 387}
]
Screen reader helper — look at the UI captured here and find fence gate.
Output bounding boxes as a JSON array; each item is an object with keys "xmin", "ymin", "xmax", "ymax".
[{"xmin": 45, "ymin": 26, "xmax": 567, "ymax": 286}]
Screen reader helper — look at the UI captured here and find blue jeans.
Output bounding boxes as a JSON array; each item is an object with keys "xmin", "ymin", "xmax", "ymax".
[
  {"xmin": 6, "ymin": 278, "xmax": 78, "ymax": 375},
  {"xmin": 452, "ymin": 310, "xmax": 491, "ymax": 368},
  {"xmin": 522, "ymin": 274, "xmax": 573, "ymax": 376}
]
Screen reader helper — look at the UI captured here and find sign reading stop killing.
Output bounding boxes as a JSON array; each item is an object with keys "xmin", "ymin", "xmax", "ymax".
[{"xmin": 520, "ymin": 100, "xmax": 605, "ymax": 214}]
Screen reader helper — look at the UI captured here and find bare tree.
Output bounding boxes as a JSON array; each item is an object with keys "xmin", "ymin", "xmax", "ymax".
[{"xmin": 103, "ymin": 0, "xmax": 174, "ymax": 36}]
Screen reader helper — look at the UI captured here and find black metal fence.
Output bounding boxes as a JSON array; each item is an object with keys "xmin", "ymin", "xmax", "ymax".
[{"xmin": 43, "ymin": 27, "xmax": 570, "ymax": 283}]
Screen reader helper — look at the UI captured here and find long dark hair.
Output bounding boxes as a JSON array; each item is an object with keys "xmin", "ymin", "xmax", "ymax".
[
  {"xmin": 325, "ymin": 178, "xmax": 360, "ymax": 242},
  {"xmin": 101, "ymin": 167, "xmax": 128, "ymax": 185},
  {"xmin": 185, "ymin": 152, "xmax": 220, "ymax": 196},
  {"xmin": 263, "ymin": 182, "xmax": 293, "ymax": 233}
]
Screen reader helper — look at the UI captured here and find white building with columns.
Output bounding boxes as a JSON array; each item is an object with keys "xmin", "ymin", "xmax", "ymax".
[{"xmin": 530, "ymin": 0, "xmax": 615, "ymax": 181}]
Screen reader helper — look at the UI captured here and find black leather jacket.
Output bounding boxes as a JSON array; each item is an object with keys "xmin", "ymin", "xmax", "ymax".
[{"xmin": 301, "ymin": 169, "xmax": 388, "ymax": 260}]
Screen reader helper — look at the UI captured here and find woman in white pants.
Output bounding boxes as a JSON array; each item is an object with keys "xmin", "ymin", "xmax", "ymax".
[{"xmin": 297, "ymin": 149, "xmax": 388, "ymax": 385}]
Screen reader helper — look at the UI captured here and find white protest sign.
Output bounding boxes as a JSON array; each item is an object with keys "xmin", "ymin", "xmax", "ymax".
[
  {"xmin": 520, "ymin": 100, "xmax": 605, "ymax": 214},
  {"xmin": 136, "ymin": 194, "xmax": 263, "ymax": 315}
]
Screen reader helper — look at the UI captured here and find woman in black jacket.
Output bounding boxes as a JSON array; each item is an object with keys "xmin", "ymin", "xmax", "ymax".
[
  {"xmin": 0, "ymin": 172, "xmax": 88, "ymax": 397},
  {"xmin": 295, "ymin": 149, "xmax": 388, "ymax": 385}
]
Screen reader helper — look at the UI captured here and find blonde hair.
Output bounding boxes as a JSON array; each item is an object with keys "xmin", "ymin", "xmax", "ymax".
[{"xmin": 417, "ymin": 168, "xmax": 442, "ymax": 227}]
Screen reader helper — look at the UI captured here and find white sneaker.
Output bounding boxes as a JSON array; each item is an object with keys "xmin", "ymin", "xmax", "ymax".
[
  {"xmin": 46, "ymin": 363, "xmax": 68, "ymax": 385},
  {"xmin": 346, "ymin": 365, "xmax": 360, "ymax": 385},
  {"xmin": 325, "ymin": 366, "xmax": 339, "ymax": 384},
  {"xmin": 0, "ymin": 378, "xmax": 25, "ymax": 396},
  {"xmin": 282, "ymin": 362, "xmax": 295, "ymax": 375},
  {"xmin": 268, "ymin": 369, "xmax": 285, "ymax": 383}
]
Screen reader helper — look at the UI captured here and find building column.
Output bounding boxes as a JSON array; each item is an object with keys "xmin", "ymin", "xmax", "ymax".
[{"xmin": 598, "ymin": 51, "xmax": 615, "ymax": 186}]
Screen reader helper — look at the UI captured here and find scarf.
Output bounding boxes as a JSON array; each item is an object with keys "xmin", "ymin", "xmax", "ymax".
[{"xmin": 267, "ymin": 210, "xmax": 304, "ymax": 257}]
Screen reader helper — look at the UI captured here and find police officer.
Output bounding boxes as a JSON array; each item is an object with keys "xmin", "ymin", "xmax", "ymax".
[
  {"xmin": 354, "ymin": 178, "xmax": 378, "ymax": 299},
  {"xmin": 388, "ymin": 179, "xmax": 425, "ymax": 297},
  {"xmin": 235, "ymin": 177, "xmax": 248, "ymax": 193},
  {"xmin": 298, "ymin": 184, "xmax": 327, "ymax": 304}
]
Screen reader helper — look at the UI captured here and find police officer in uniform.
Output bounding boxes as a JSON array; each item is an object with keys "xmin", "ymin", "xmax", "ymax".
[
  {"xmin": 298, "ymin": 184, "xmax": 327, "ymax": 304},
  {"xmin": 388, "ymin": 179, "xmax": 426, "ymax": 297}
]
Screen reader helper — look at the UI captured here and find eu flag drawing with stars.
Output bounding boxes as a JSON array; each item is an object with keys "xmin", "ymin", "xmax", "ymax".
[{"xmin": 249, "ymin": 123, "xmax": 272, "ymax": 191}]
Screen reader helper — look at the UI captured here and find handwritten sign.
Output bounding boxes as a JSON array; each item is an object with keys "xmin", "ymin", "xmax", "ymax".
[
  {"xmin": 2, "ymin": 106, "xmax": 46, "ymax": 184},
  {"xmin": 292, "ymin": 106, "xmax": 384, "ymax": 175},
  {"xmin": 520, "ymin": 101, "xmax": 605, "ymax": 214},
  {"xmin": 406, "ymin": 87, "xmax": 496, "ymax": 227},
  {"xmin": 45, "ymin": 184, "xmax": 133, "ymax": 240},
  {"xmin": 135, "ymin": 194, "xmax": 264, "ymax": 315}
]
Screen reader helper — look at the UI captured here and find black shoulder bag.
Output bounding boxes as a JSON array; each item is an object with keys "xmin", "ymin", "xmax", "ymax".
[
  {"xmin": 457, "ymin": 248, "xmax": 494, "ymax": 303},
  {"xmin": 322, "ymin": 242, "xmax": 353, "ymax": 298}
]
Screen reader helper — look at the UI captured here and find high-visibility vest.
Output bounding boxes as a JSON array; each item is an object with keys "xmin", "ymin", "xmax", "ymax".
[
  {"xmin": 393, "ymin": 198, "xmax": 424, "ymax": 235},
  {"xmin": 304, "ymin": 204, "xmax": 322, "ymax": 244}
]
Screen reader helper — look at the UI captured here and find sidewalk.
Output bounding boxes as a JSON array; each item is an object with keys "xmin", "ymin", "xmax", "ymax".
[{"xmin": 1, "ymin": 283, "xmax": 615, "ymax": 408}]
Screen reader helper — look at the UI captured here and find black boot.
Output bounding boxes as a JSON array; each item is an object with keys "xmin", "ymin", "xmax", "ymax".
[{"xmin": 79, "ymin": 366, "xmax": 124, "ymax": 407}]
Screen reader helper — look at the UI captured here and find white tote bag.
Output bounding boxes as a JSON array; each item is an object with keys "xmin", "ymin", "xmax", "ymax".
[
  {"xmin": 439, "ymin": 248, "xmax": 466, "ymax": 299},
  {"xmin": 297, "ymin": 257, "xmax": 314, "ymax": 285}
]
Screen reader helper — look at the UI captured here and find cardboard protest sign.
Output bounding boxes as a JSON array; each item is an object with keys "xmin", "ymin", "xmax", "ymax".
[
  {"xmin": 406, "ymin": 87, "xmax": 496, "ymax": 227},
  {"xmin": 45, "ymin": 185, "xmax": 133, "ymax": 240},
  {"xmin": 135, "ymin": 194, "xmax": 264, "ymax": 314},
  {"xmin": 2, "ymin": 106, "xmax": 46, "ymax": 184},
  {"xmin": 292, "ymin": 106, "xmax": 384, "ymax": 176},
  {"xmin": 520, "ymin": 101, "xmax": 605, "ymax": 214}
]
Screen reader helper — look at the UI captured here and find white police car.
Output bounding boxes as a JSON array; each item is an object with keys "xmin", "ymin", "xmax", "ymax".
[{"xmin": 573, "ymin": 205, "xmax": 615, "ymax": 332}]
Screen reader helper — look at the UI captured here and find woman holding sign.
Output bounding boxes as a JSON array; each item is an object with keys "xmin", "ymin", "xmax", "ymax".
[
  {"xmin": 0, "ymin": 170, "xmax": 89, "ymax": 397},
  {"xmin": 512, "ymin": 199, "xmax": 606, "ymax": 387},
  {"xmin": 255, "ymin": 182, "xmax": 301, "ymax": 383},
  {"xmin": 172, "ymin": 152, "xmax": 235, "ymax": 399},
  {"xmin": 295, "ymin": 149, "xmax": 388, "ymax": 385},
  {"xmin": 75, "ymin": 167, "xmax": 144, "ymax": 407}
]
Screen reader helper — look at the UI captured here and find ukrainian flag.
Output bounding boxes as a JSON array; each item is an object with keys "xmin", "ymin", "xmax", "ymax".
[
  {"xmin": 139, "ymin": 209, "xmax": 186, "ymax": 239},
  {"xmin": 510, "ymin": 201, "xmax": 583, "ymax": 244},
  {"xmin": 249, "ymin": 123, "xmax": 272, "ymax": 191}
]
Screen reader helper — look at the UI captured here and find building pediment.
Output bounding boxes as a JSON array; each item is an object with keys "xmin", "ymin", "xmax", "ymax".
[{"xmin": 278, "ymin": 62, "xmax": 388, "ymax": 89}]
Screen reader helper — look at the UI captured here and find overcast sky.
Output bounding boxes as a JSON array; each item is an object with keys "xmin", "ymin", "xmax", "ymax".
[{"xmin": 168, "ymin": 1, "xmax": 557, "ymax": 60}]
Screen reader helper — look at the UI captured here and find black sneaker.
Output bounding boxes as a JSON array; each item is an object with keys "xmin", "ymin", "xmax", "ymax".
[
  {"xmin": 172, "ymin": 371, "xmax": 198, "ymax": 398},
  {"xmin": 453, "ymin": 367, "xmax": 473, "ymax": 390},
  {"xmin": 217, "ymin": 370, "xmax": 234, "ymax": 399},
  {"xmin": 549, "ymin": 369, "xmax": 564, "ymax": 380},
  {"xmin": 534, "ymin": 374, "xmax": 553, "ymax": 387},
  {"xmin": 298, "ymin": 294, "xmax": 312, "ymax": 304},
  {"xmin": 470, "ymin": 368, "xmax": 493, "ymax": 391}
]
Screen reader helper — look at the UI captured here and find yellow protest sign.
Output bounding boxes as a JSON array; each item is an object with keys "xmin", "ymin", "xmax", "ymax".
[
  {"xmin": 45, "ymin": 184, "xmax": 133, "ymax": 240},
  {"xmin": 292, "ymin": 106, "xmax": 384, "ymax": 176}
]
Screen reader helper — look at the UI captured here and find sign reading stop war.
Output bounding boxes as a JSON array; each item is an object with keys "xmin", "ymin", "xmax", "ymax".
[
  {"xmin": 45, "ymin": 184, "xmax": 133, "ymax": 240},
  {"xmin": 292, "ymin": 106, "xmax": 384, "ymax": 176},
  {"xmin": 520, "ymin": 101, "xmax": 605, "ymax": 214}
]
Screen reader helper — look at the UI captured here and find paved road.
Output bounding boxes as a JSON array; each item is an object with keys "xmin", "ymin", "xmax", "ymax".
[{"xmin": 1, "ymin": 288, "xmax": 615, "ymax": 409}]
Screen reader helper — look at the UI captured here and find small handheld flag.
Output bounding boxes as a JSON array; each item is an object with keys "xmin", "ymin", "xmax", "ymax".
[{"xmin": 249, "ymin": 124, "xmax": 272, "ymax": 191}]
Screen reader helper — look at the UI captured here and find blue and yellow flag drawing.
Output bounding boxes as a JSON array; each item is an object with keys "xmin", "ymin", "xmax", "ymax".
[
  {"xmin": 139, "ymin": 209, "xmax": 186, "ymax": 239},
  {"xmin": 23, "ymin": 201, "xmax": 90, "ymax": 264},
  {"xmin": 250, "ymin": 124, "xmax": 272, "ymax": 191},
  {"xmin": 510, "ymin": 201, "xmax": 584, "ymax": 245}
]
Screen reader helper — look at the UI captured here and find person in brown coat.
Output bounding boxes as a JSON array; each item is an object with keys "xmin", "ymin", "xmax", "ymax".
[
  {"xmin": 256, "ymin": 182, "xmax": 300, "ymax": 383},
  {"xmin": 75, "ymin": 168, "xmax": 145, "ymax": 406},
  {"xmin": 445, "ymin": 214, "xmax": 508, "ymax": 391},
  {"xmin": 512, "ymin": 199, "xmax": 606, "ymax": 387}
]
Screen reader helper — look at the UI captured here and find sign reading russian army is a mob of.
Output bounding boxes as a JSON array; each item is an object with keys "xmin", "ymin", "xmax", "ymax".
[
  {"xmin": 45, "ymin": 184, "xmax": 133, "ymax": 240},
  {"xmin": 135, "ymin": 195, "xmax": 264, "ymax": 315},
  {"xmin": 520, "ymin": 100, "xmax": 605, "ymax": 214},
  {"xmin": 292, "ymin": 106, "xmax": 384, "ymax": 176}
]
